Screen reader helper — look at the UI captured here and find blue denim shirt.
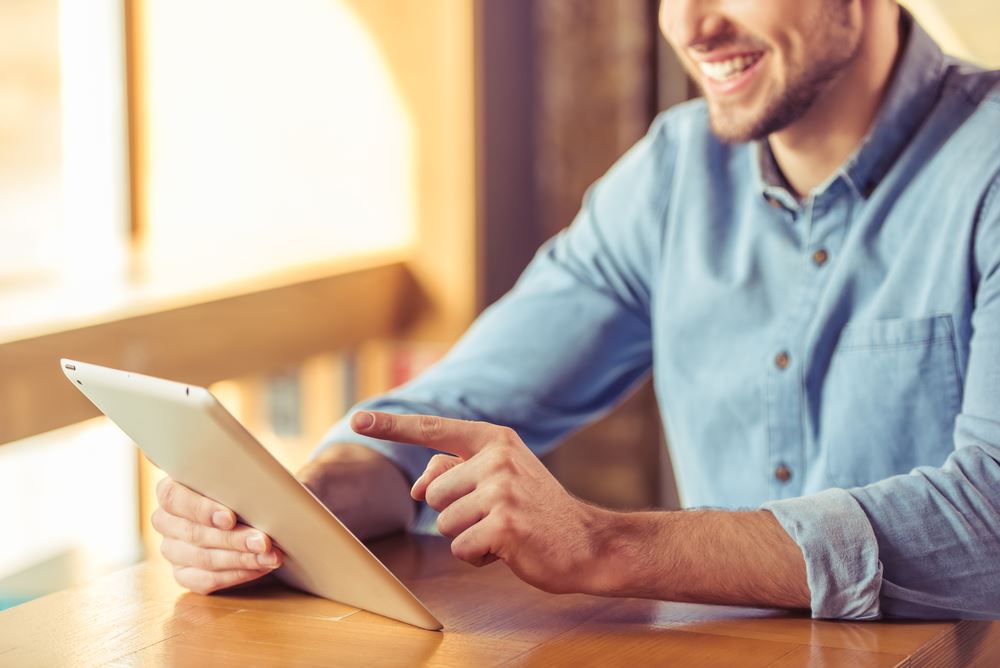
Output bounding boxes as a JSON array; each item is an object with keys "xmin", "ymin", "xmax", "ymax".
[{"xmin": 317, "ymin": 17, "xmax": 1000, "ymax": 620}]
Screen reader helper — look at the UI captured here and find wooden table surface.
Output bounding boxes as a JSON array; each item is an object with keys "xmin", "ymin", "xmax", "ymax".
[{"xmin": 1, "ymin": 533, "xmax": 997, "ymax": 667}]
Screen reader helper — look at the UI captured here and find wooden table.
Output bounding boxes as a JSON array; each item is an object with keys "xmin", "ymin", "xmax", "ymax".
[{"xmin": 1, "ymin": 534, "xmax": 997, "ymax": 667}]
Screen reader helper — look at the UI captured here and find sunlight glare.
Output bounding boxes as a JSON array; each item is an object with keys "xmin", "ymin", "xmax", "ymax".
[{"xmin": 140, "ymin": 0, "xmax": 416, "ymax": 282}]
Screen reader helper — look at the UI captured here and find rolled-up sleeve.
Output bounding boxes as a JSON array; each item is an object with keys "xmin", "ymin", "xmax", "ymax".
[{"xmin": 763, "ymin": 489, "xmax": 883, "ymax": 619}]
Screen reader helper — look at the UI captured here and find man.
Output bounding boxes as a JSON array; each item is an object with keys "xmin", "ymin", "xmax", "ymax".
[{"xmin": 151, "ymin": 0, "xmax": 1000, "ymax": 619}]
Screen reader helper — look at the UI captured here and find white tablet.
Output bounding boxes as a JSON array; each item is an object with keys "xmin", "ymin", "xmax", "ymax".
[{"xmin": 60, "ymin": 358, "xmax": 441, "ymax": 631}]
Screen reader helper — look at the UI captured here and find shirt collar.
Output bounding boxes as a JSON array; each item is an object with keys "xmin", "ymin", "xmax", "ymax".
[{"xmin": 753, "ymin": 9, "xmax": 947, "ymax": 204}]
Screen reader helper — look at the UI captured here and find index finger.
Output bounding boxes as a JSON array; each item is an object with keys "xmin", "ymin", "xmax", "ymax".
[
  {"xmin": 157, "ymin": 477, "xmax": 235, "ymax": 529},
  {"xmin": 351, "ymin": 411, "xmax": 493, "ymax": 458}
]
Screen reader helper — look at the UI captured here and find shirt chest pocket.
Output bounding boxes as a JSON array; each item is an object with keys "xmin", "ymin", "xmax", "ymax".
[{"xmin": 822, "ymin": 314, "xmax": 963, "ymax": 488}]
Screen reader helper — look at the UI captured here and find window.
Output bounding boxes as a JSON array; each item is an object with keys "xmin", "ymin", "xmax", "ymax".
[
  {"xmin": 0, "ymin": 0, "xmax": 64, "ymax": 283},
  {"xmin": 0, "ymin": 0, "xmax": 135, "ymax": 609},
  {"xmin": 0, "ymin": 0, "xmax": 130, "ymax": 287},
  {"xmin": 134, "ymin": 0, "xmax": 416, "ymax": 284}
]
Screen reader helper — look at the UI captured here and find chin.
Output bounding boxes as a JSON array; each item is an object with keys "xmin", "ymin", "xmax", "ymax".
[
  {"xmin": 700, "ymin": 78, "xmax": 777, "ymax": 145},
  {"xmin": 707, "ymin": 106, "xmax": 767, "ymax": 145}
]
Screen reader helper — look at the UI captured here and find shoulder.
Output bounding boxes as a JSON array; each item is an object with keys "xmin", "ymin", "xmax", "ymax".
[
  {"xmin": 645, "ymin": 98, "xmax": 714, "ymax": 158},
  {"xmin": 650, "ymin": 97, "xmax": 710, "ymax": 137},
  {"xmin": 565, "ymin": 101, "xmax": 719, "ymax": 302},
  {"xmin": 928, "ymin": 61, "xmax": 1000, "ymax": 205},
  {"xmin": 946, "ymin": 64, "xmax": 1000, "ymax": 203},
  {"xmin": 599, "ymin": 98, "xmax": 721, "ymax": 200},
  {"xmin": 937, "ymin": 59, "xmax": 1000, "ymax": 150}
]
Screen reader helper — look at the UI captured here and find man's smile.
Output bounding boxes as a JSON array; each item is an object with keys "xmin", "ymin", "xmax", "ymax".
[{"xmin": 694, "ymin": 50, "xmax": 768, "ymax": 96}]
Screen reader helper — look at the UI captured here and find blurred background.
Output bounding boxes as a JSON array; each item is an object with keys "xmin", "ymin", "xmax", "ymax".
[{"xmin": 1, "ymin": 0, "xmax": 996, "ymax": 609}]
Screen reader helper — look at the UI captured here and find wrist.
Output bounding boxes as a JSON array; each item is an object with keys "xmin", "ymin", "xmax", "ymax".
[
  {"xmin": 579, "ymin": 505, "xmax": 638, "ymax": 597},
  {"xmin": 298, "ymin": 444, "xmax": 415, "ymax": 539},
  {"xmin": 582, "ymin": 508, "xmax": 675, "ymax": 599}
]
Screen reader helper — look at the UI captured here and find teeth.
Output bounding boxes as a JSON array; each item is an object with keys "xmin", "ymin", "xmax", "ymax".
[{"xmin": 699, "ymin": 54, "xmax": 761, "ymax": 82}]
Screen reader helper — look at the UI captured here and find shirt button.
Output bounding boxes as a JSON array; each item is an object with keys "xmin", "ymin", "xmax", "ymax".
[
  {"xmin": 774, "ymin": 351, "xmax": 790, "ymax": 370},
  {"xmin": 812, "ymin": 248, "xmax": 829, "ymax": 267},
  {"xmin": 774, "ymin": 464, "xmax": 792, "ymax": 483}
]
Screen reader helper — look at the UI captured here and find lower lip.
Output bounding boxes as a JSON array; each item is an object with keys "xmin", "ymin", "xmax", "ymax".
[{"xmin": 701, "ymin": 53, "xmax": 766, "ymax": 97}]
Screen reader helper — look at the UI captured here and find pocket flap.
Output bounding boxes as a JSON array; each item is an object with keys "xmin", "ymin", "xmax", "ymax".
[{"xmin": 836, "ymin": 314, "xmax": 955, "ymax": 352}]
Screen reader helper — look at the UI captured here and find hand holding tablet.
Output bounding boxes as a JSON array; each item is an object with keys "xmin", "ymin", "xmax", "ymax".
[
  {"xmin": 152, "ymin": 476, "xmax": 285, "ymax": 594},
  {"xmin": 151, "ymin": 441, "xmax": 415, "ymax": 595},
  {"xmin": 61, "ymin": 359, "xmax": 441, "ymax": 630}
]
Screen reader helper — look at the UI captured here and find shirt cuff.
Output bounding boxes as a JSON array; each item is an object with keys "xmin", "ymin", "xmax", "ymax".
[{"xmin": 762, "ymin": 488, "xmax": 883, "ymax": 620}]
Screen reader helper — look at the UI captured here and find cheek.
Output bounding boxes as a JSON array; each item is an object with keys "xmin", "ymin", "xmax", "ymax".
[
  {"xmin": 774, "ymin": 2, "xmax": 848, "ymax": 77},
  {"xmin": 763, "ymin": 49, "xmax": 791, "ymax": 92},
  {"xmin": 779, "ymin": 31, "xmax": 810, "ymax": 77}
]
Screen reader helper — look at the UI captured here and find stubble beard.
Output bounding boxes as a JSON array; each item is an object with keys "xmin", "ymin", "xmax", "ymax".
[{"xmin": 706, "ymin": 8, "xmax": 862, "ymax": 144}]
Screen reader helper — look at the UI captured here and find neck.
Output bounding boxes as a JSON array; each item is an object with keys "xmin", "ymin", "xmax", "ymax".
[{"xmin": 769, "ymin": 2, "xmax": 901, "ymax": 198}]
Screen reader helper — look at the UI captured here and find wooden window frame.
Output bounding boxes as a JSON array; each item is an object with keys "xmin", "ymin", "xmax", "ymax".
[{"xmin": 0, "ymin": 257, "xmax": 419, "ymax": 446}]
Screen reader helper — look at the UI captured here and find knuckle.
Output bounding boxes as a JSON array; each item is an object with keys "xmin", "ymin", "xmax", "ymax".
[
  {"xmin": 450, "ymin": 537, "xmax": 470, "ymax": 562},
  {"xmin": 425, "ymin": 490, "xmax": 447, "ymax": 513},
  {"xmin": 198, "ymin": 549, "xmax": 217, "ymax": 570},
  {"xmin": 184, "ymin": 520, "xmax": 198, "ymax": 546},
  {"xmin": 424, "ymin": 481, "xmax": 451, "ymax": 512},
  {"xmin": 150, "ymin": 508, "xmax": 166, "ymax": 533},
  {"xmin": 382, "ymin": 413, "xmax": 397, "ymax": 434},
  {"xmin": 213, "ymin": 551, "xmax": 233, "ymax": 571},
  {"xmin": 485, "ymin": 448, "xmax": 513, "ymax": 474},
  {"xmin": 481, "ymin": 482, "xmax": 499, "ymax": 505},
  {"xmin": 158, "ymin": 479, "xmax": 178, "ymax": 510},
  {"xmin": 485, "ymin": 482, "xmax": 514, "ymax": 508},
  {"xmin": 419, "ymin": 415, "xmax": 442, "ymax": 440},
  {"xmin": 495, "ymin": 513, "xmax": 514, "ymax": 537},
  {"xmin": 436, "ymin": 513, "xmax": 455, "ymax": 539},
  {"xmin": 196, "ymin": 498, "xmax": 216, "ymax": 525},
  {"xmin": 229, "ymin": 529, "xmax": 247, "ymax": 552},
  {"xmin": 190, "ymin": 522, "xmax": 208, "ymax": 546},
  {"xmin": 428, "ymin": 453, "xmax": 452, "ymax": 470},
  {"xmin": 496, "ymin": 426, "xmax": 519, "ymax": 444},
  {"xmin": 497, "ymin": 511, "xmax": 520, "ymax": 538}
]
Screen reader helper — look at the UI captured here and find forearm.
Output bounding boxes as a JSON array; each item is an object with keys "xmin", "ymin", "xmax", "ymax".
[
  {"xmin": 588, "ymin": 507, "xmax": 810, "ymax": 609},
  {"xmin": 297, "ymin": 443, "xmax": 415, "ymax": 541}
]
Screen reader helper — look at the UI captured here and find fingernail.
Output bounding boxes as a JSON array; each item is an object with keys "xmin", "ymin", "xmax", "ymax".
[
  {"xmin": 353, "ymin": 411, "xmax": 375, "ymax": 431},
  {"xmin": 257, "ymin": 552, "xmax": 279, "ymax": 567},
  {"xmin": 247, "ymin": 533, "xmax": 266, "ymax": 553},
  {"xmin": 212, "ymin": 510, "xmax": 231, "ymax": 529}
]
